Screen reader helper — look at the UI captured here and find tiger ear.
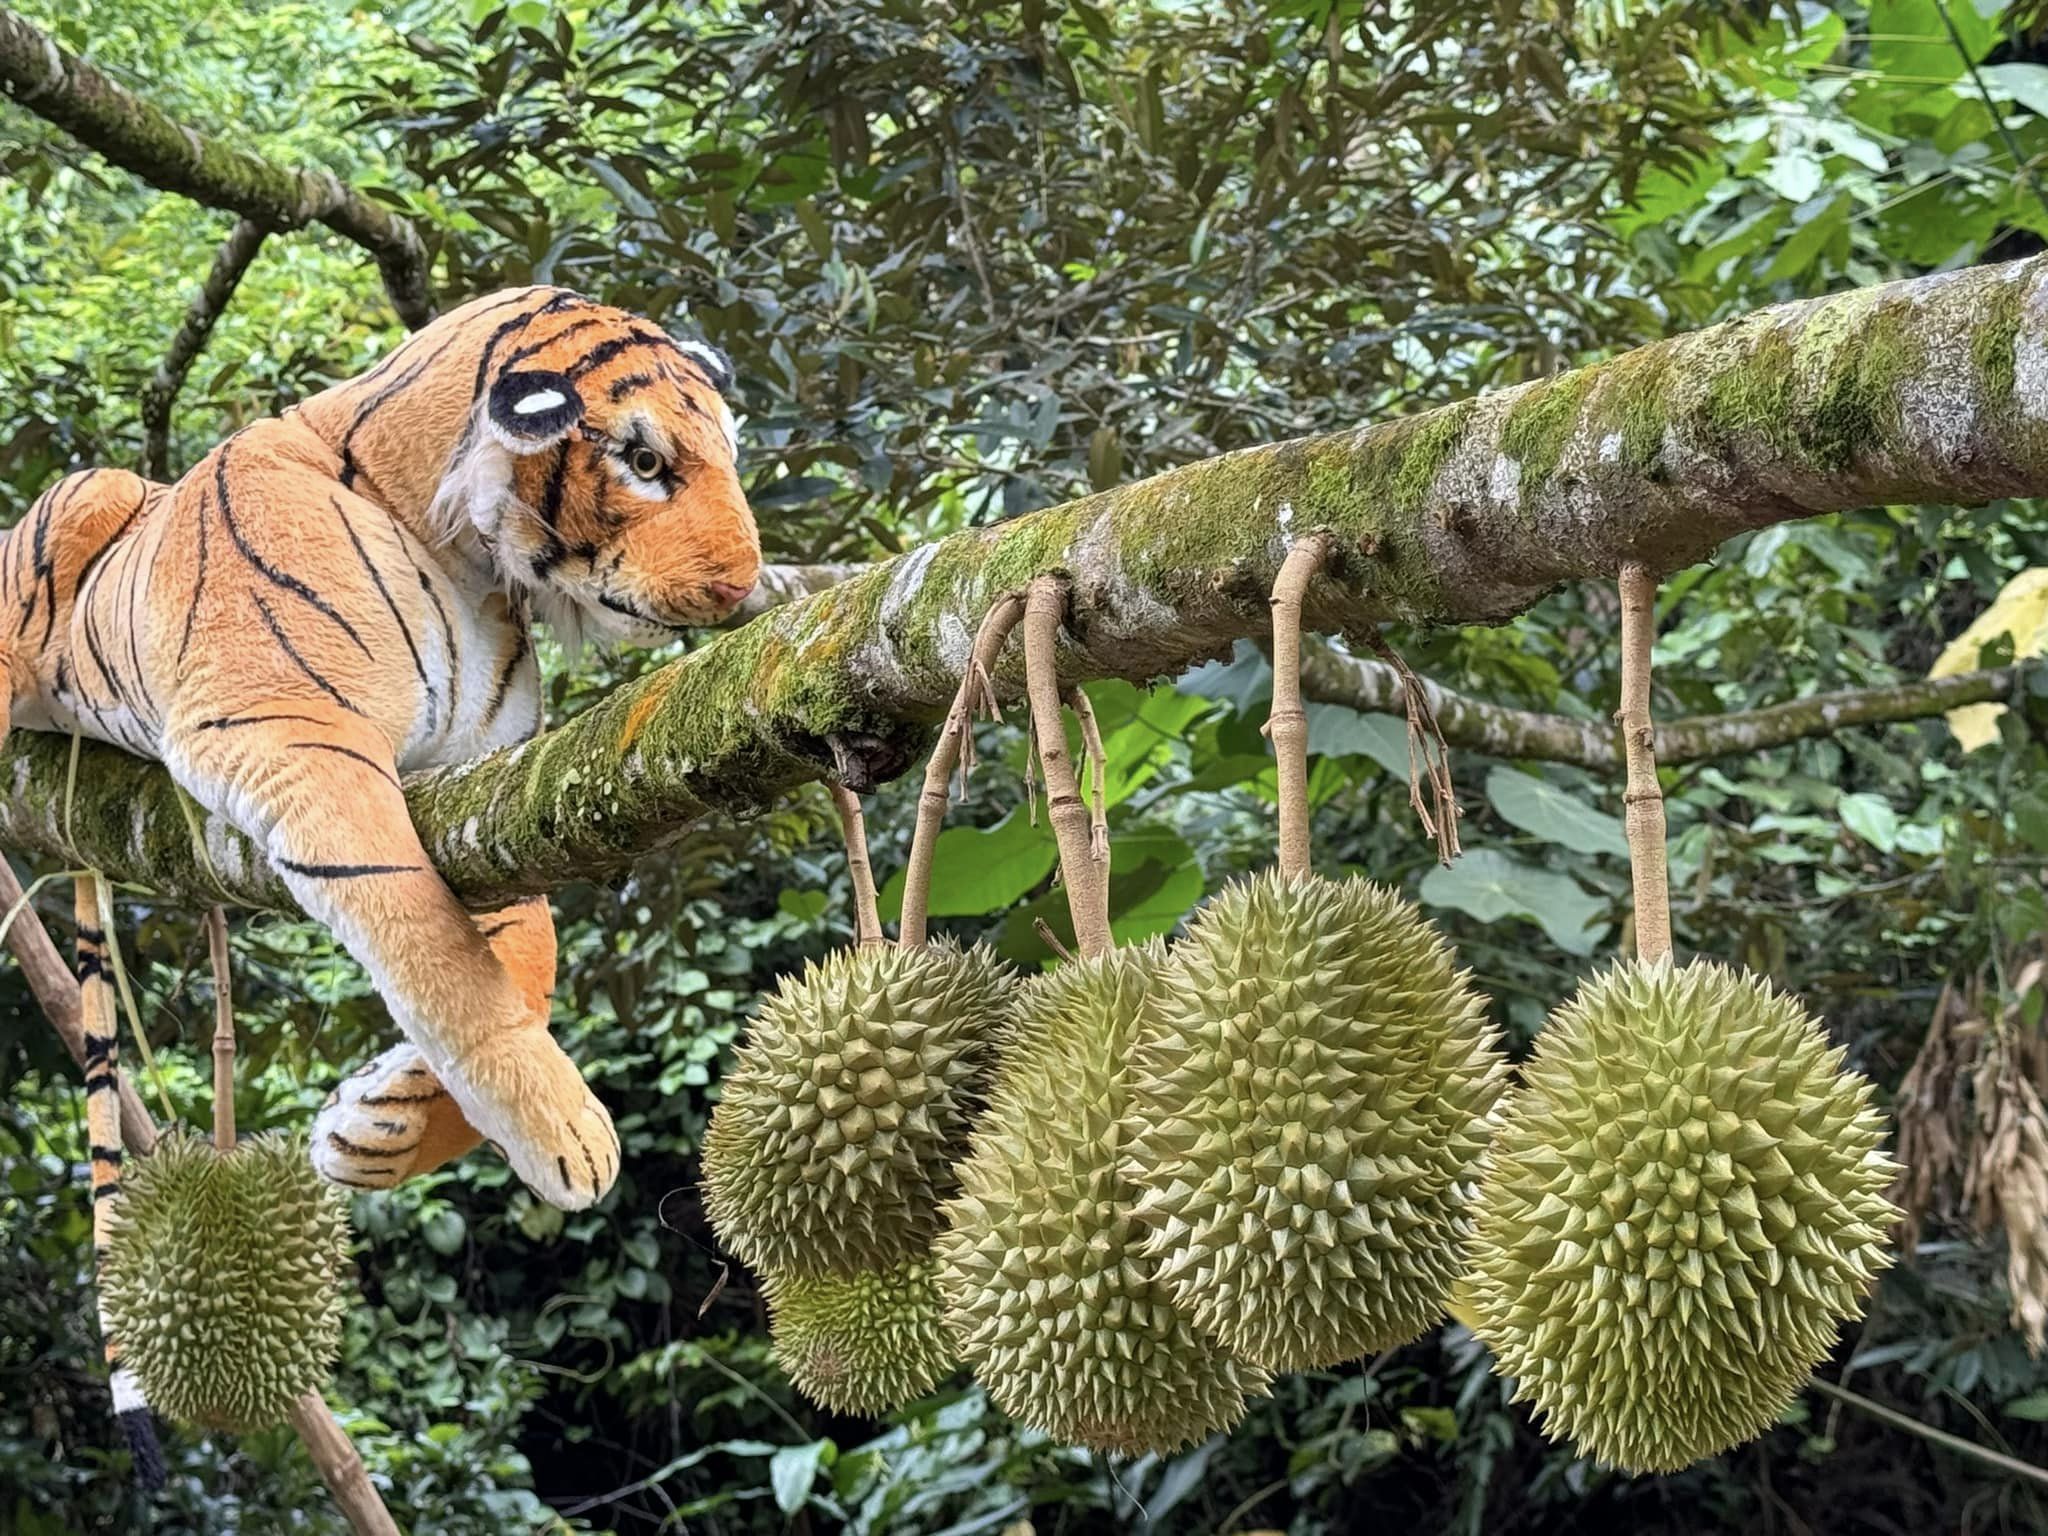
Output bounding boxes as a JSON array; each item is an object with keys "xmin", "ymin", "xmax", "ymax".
[{"xmin": 485, "ymin": 368, "xmax": 584, "ymax": 451}]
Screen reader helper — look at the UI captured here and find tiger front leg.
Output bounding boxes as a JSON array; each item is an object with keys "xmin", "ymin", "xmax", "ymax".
[
  {"xmin": 167, "ymin": 711, "xmax": 618, "ymax": 1210},
  {"xmin": 312, "ymin": 897, "xmax": 559, "ymax": 1191}
]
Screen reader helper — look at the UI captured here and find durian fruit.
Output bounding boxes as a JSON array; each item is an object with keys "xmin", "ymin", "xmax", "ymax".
[
  {"xmin": 935, "ymin": 940, "xmax": 1272, "ymax": 1456},
  {"xmin": 765, "ymin": 1257, "xmax": 955, "ymax": 1414},
  {"xmin": 1463, "ymin": 958, "xmax": 1899, "ymax": 1473},
  {"xmin": 102, "ymin": 1129, "xmax": 353, "ymax": 1433},
  {"xmin": 703, "ymin": 935, "xmax": 1014, "ymax": 1278},
  {"xmin": 1128, "ymin": 868, "xmax": 1507, "ymax": 1371}
]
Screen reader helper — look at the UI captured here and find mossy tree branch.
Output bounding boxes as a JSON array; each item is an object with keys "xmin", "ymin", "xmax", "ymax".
[
  {"xmin": 9, "ymin": 253, "xmax": 2048, "ymax": 912},
  {"xmin": 0, "ymin": 6, "xmax": 433, "ymax": 328}
]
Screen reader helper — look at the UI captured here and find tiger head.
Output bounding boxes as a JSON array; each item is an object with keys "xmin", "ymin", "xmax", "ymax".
[{"xmin": 436, "ymin": 297, "xmax": 761, "ymax": 646}]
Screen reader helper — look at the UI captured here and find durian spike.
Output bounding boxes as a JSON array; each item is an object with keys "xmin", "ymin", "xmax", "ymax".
[
  {"xmin": 901, "ymin": 591, "xmax": 1027, "ymax": 948},
  {"xmin": 1065, "ymin": 685, "xmax": 1110, "ymax": 863},
  {"xmin": 831, "ymin": 784, "xmax": 885, "ymax": 948},
  {"xmin": 1024, "ymin": 574, "xmax": 1112, "ymax": 957},
  {"xmin": 1616, "ymin": 561, "xmax": 1672, "ymax": 965},
  {"xmin": 1265, "ymin": 534, "xmax": 1333, "ymax": 881},
  {"xmin": 207, "ymin": 906, "xmax": 235, "ymax": 1151}
]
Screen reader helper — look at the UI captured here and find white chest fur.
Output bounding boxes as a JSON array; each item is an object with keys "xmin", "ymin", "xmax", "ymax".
[{"xmin": 397, "ymin": 539, "xmax": 544, "ymax": 773}]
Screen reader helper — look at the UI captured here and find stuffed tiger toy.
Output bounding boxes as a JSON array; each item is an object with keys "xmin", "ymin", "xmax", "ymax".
[{"xmin": 2, "ymin": 287, "xmax": 761, "ymax": 1229}]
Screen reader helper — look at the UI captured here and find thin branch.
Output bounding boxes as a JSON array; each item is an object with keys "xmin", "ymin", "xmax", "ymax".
[
  {"xmin": 1807, "ymin": 1376, "xmax": 2048, "ymax": 1492},
  {"xmin": 205, "ymin": 906, "xmax": 234, "ymax": 1151},
  {"xmin": 1618, "ymin": 562, "xmax": 1671, "ymax": 964},
  {"xmin": 1266, "ymin": 536, "xmax": 1330, "ymax": 881},
  {"xmin": 829, "ymin": 784, "xmax": 882, "ymax": 947},
  {"xmin": 1024, "ymin": 577, "xmax": 1111, "ymax": 958},
  {"xmin": 0, "ymin": 7, "xmax": 432, "ymax": 328},
  {"xmin": 1064, "ymin": 685, "xmax": 1110, "ymax": 864},
  {"xmin": 900, "ymin": 592, "xmax": 1026, "ymax": 948},
  {"xmin": 143, "ymin": 217, "xmax": 268, "ymax": 481}
]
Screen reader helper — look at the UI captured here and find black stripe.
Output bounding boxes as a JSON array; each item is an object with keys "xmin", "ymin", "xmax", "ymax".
[
  {"xmin": 606, "ymin": 371, "xmax": 656, "ymax": 402},
  {"xmin": 395, "ymin": 541, "xmax": 459, "ymax": 714},
  {"xmin": 332, "ymin": 498, "xmax": 435, "ymax": 728},
  {"xmin": 336, "ymin": 337, "xmax": 461, "ymax": 488},
  {"xmin": 360, "ymin": 1089, "xmax": 448, "ymax": 1106},
  {"xmin": 505, "ymin": 315, "xmax": 604, "ymax": 367},
  {"xmin": 278, "ymin": 857, "xmax": 420, "ymax": 880},
  {"xmin": 327, "ymin": 1174, "xmax": 389, "ymax": 1190},
  {"xmin": 557, "ymin": 1155, "xmax": 570, "ymax": 1187},
  {"xmin": 75, "ymin": 954, "xmax": 104, "ymax": 982},
  {"xmin": 539, "ymin": 442, "xmax": 571, "ymax": 527},
  {"xmin": 197, "ymin": 711, "xmax": 327, "ymax": 731},
  {"xmin": 76, "ymin": 924, "xmax": 106, "ymax": 946},
  {"xmin": 249, "ymin": 591, "xmax": 365, "ymax": 716},
  {"xmin": 89, "ymin": 1144, "xmax": 122, "ymax": 1163},
  {"xmin": 326, "ymin": 1131, "xmax": 407, "ymax": 1160},
  {"xmin": 179, "ymin": 485, "xmax": 210, "ymax": 667},
  {"xmin": 473, "ymin": 292, "xmax": 582, "ymax": 400},
  {"xmin": 567, "ymin": 332, "xmax": 681, "ymax": 382},
  {"xmin": 481, "ymin": 630, "xmax": 529, "ymax": 729},
  {"xmin": 288, "ymin": 740, "xmax": 402, "ymax": 789},
  {"xmin": 215, "ymin": 447, "xmax": 372, "ymax": 656},
  {"xmin": 477, "ymin": 918, "xmax": 516, "ymax": 940},
  {"xmin": 92, "ymin": 1182, "xmax": 122, "ymax": 1201},
  {"xmin": 83, "ymin": 1068, "xmax": 118, "ymax": 1091}
]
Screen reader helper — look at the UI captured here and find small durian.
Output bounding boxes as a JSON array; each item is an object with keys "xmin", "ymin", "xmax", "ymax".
[
  {"xmin": 765, "ymin": 1258, "xmax": 955, "ymax": 1414},
  {"xmin": 102, "ymin": 1130, "xmax": 352, "ymax": 1433},
  {"xmin": 936, "ymin": 940, "xmax": 1271, "ymax": 1456},
  {"xmin": 1464, "ymin": 958, "xmax": 1899, "ymax": 1473},
  {"xmin": 1128, "ymin": 869, "xmax": 1507, "ymax": 1371},
  {"xmin": 703, "ymin": 938, "xmax": 1013, "ymax": 1277}
]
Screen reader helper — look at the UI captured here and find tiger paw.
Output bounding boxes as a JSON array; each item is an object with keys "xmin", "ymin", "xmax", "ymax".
[
  {"xmin": 311, "ymin": 1044, "xmax": 480, "ymax": 1191},
  {"xmin": 444, "ymin": 1030, "xmax": 620, "ymax": 1211}
]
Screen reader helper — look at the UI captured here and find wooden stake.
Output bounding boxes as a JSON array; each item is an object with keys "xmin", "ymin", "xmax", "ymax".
[
  {"xmin": 1, "ymin": 861, "xmax": 400, "ymax": 1533},
  {"xmin": 1024, "ymin": 576, "xmax": 1112, "ymax": 958},
  {"xmin": 1617, "ymin": 561, "xmax": 1672, "ymax": 965},
  {"xmin": 900, "ymin": 592, "xmax": 1026, "ymax": 949},
  {"xmin": 205, "ymin": 907, "xmax": 235, "ymax": 1151},
  {"xmin": 1267, "ymin": 536, "xmax": 1330, "ymax": 882},
  {"xmin": 830, "ymin": 784, "xmax": 884, "ymax": 948}
]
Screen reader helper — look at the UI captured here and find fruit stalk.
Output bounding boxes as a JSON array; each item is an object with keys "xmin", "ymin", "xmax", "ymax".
[
  {"xmin": 1268, "ymin": 535, "xmax": 1332, "ymax": 881},
  {"xmin": 207, "ymin": 906, "xmax": 235, "ymax": 1151},
  {"xmin": 900, "ymin": 591, "xmax": 1026, "ymax": 948},
  {"xmin": 1024, "ymin": 576, "xmax": 1112, "ymax": 958},
  {"xmin": 830, "ymin": 784, "xmax": 884, "ymax": 948},
  {"xmin": 1617, "ymin": 561, "xmax": 1672, "ymax": 964}
]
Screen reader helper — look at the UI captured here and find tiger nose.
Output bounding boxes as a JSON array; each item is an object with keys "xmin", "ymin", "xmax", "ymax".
[{"xmin": 706, "ymin": 580, "xmax": 753, "ymax": 611}]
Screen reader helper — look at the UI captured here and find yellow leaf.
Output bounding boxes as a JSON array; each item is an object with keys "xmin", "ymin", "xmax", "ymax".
[{"xmin": 1929, "ymin": 567, "xmax": 2048, "ymax": 751}]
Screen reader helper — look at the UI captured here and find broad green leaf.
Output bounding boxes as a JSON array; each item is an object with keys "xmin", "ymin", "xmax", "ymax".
[
  {"xmin": 876, "ymin": 808, "xmax": 1057, "ymax": 921},
  {"xmin": 1305, "ymin": 704, "xmax": 1412, "ymax": 776},
  {"xmin": 1418, "ymin": 849, "xmax": 1608, "ymax": 955},
  {"xmin": 2004, "ymin": 1392, "xmax": 2048, "ymax": 1422},
  {"xmin": 1837, "ymin": 792, "xmax": 1900, "ymax": 853},
  {"xmin": 1486, "ymin": 767, "xmax": 1628, "ymax": 857},
  {"xmin": 769, "ymin": 1441, "xmax": 829, "ymax": 1514}
]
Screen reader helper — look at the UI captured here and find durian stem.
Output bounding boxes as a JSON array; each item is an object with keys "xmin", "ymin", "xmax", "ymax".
[
  {"xmin": 10, "ymin": 878, "xmax": 399, "ymax": 1532},
  {"xmin": 900, "ymin": 591, "xmax": 1026, "ymax": 949},
  {"xmin": 1065, "ymin": 686, "xmax": 1110, "ymax": 864},
  {"xmin": 1806, "ymin": 1377, "xmax": 2048, "ymax": 1492},
  {"xmin": 1025, "ymin": 575, "xmax": 1113, "ymax": 959},
  {"xmin": 830, "ymin": 785, "xmax": 884, "ymax": 948},
  {"xmin": 1617, "ymin": 561, "xmax": 1673, "ymax": 966},
  {"xmin": 1268, "ymin": 535, "xmax": 1331, "ymax": 882},
  {"xmin": 206, "ymin": 906, "xmax": 235, "ymax": 1152}
]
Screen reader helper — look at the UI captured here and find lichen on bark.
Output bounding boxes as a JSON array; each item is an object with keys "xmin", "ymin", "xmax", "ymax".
[{"xmin": 8, "ymin": 252, "xmax": 2048, "ymax": 912}]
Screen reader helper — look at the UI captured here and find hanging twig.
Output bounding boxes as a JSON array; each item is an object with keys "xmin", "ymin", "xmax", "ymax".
[
  {"xmin": 142, "ymin": 217, "xmax": 268, "ymax": 481},
  {"xmin": 1266, "ymin": 536, "xmax": 1330, "ymax": 881},
  {"xmin": 205, "ymin": 907, "xmax": 235, "ymax": 1151},
  {"xmin": 1806, "ymin": 1376, "xmax": 2048, "ymax": 1492},
  {"xmin": 1617, "ymin": 561, "xmax": 1672, "ymax": 965},
  {"xmin": 1024, "ymin": 577, "xmax": 1112, "ymax": 958},
  {"xmin": 1363, "ymin": 630, "xmax": 1461, "ymax": 864},
  {"xmin": 900, "ymin": 592, "xmax": 1026, "ymax": 948},
  {"xmin": 1064, "ymin": 686, "xmax": 1111, "ymax": 865},
  {"xmin": 830, "ymin": 785, "xmax": 884, "ymax": 948}
]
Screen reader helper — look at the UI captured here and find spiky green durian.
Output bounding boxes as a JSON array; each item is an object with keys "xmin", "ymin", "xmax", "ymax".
[
  {"xmin": 766, "ymin": 1258, "xmax": 955, "ymax": 1414},
  {"xmin": 704, "ymin": 938, "xmax": 1014, "ymax": 1277},
  {"xmin": 1126, "ymin": 870, "xmax": 1507, "ymax": 1372},
  {"xmin": 1465, "ymin": 958, "xmax": 1899, "ymax": 1473},
  {"xmin": 936, "ymin": 941, "xmax": 1271, "ymax": 1456},
  {"xmin": 102, "ymin": 1130, "xmax": 352, "ymax": 1433}
]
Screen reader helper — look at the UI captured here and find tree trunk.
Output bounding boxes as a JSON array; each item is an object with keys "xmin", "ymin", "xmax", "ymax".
[{"xmin": 6, "ymin": 252, "xmax": 2048, "ymax": 912}]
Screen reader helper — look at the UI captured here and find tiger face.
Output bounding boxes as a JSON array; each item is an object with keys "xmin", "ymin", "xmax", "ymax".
[{"xmin": 442, "ymin": 302, "xmax": 762, "ymax": 645}]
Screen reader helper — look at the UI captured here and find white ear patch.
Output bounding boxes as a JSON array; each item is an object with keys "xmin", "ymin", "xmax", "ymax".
[
  {"xmin": 486, "ymin": 367, "xmax": 584, "ymax": 447},
  {"xmin": 512, "ymin": 388, "xmax": 568, "ymax": 415}
]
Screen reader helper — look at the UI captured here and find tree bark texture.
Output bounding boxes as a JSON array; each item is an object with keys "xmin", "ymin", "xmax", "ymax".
[
  {"xmin": 0, "ymin": 7, "xmax": 433, "ymax": 328},
  {"xmin": 7, "ymin": 252, "xmax": 2048, "ymax": 912}
]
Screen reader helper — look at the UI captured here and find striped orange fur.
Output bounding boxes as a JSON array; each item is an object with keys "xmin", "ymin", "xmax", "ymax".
[{"xmin": 2, "ymin": 288, "xmax": 761, "ymax": 1214}]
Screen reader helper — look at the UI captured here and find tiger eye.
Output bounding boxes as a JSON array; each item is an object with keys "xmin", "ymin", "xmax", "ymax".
[{"xmin": 629, "ymin": 446, "xmax": 664, "ymax": 480}]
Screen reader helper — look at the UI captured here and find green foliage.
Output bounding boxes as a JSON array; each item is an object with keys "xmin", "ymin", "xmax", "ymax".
[{"xmin": 9, "ymin": 0, "xmax": 2048, "ymax": 1530}]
